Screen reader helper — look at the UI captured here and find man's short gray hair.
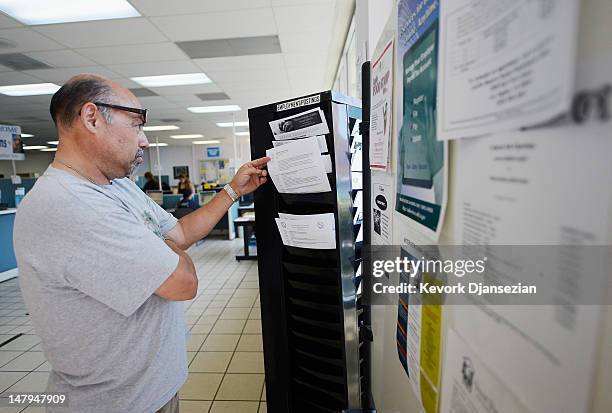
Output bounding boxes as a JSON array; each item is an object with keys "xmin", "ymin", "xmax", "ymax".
[{"xmin": 49, "ymin": 75, "xmax": 114, "ymax": 128}]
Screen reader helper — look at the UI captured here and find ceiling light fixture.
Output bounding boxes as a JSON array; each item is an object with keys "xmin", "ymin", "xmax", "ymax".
[
  {"xmin": 0, "ymin": 83, "xmax": 60, "ymax": 96},
  {"xmin": 131, "ymin": 73, "xmax": 211, "ymax": 87},
  {"xmin": 187, "ymin": 105, "xmax": 241, "ymax": 114},
  {"xmin": 216, "ymin": 121, "xmax": 249, "ymax": 128},
  {"xmin": 148, "ymin": 143, "xmax": 168, "ymax": 147},
  {"xmin": 193, "ymin": 140, "xmax": 221, "ymax": 145},
  {"xmin": 170, "ymin": 134, "xmax": 204, "ymax": 139},
  {"xmin": 47, "ymin": 140, "xmax": 59, "ymax": 145},
  {"xmin": 41, "ymin": 148, "xmax": 57, "ymax": 152},
  {"xmin": 235, "ymin": 132, "xmax": 250, "ymax": 136},
  {"xmin": 20, "ymin": 133, "xmax": 34, "ymax": 137},
  {"xmin": 142, "ymin": 125, "xmax": 180, "ymax": 132},
  {"xmin": 0, "ymin": 0, "xmax": 141, "ymax": 25},
  {"xmin": 23, "ymin": 145, "xmax": 48, "ymax": 150}
]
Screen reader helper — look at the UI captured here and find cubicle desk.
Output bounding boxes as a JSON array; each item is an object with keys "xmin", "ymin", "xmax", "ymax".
[
  {"xmin": 233, "ymin": 216, "xmax": 256, "ymax": 260},
  {"xmin": 0, "ymin": 209, "xmax": 18, "ymax": 282}
]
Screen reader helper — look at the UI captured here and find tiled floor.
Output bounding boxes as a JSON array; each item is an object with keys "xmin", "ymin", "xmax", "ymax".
[{"xmin": 0, "ymin": 237, "xmax": 267, "ymax": 413}]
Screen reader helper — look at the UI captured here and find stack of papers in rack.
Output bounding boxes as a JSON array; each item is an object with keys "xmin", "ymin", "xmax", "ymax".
[
  {"xmin": 266, "ymin": 136, "xmax": 331, "ymax": 193},
  {"xmin": 269, "ymin": 108, "xmax": 330, "ymax": 140},
  {"xmin": 275, "ymin": 212, "xmax": 336, "ymax": 249}
]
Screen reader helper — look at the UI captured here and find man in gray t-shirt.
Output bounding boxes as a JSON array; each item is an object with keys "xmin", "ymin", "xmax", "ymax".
[{"xmin": 13, "ymin": 74, "xmax": 269, "ymax": 413}]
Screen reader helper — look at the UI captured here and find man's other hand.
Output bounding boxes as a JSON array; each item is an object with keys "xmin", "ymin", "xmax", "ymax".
[{"xmin": 229, "ymin": 157, "xmax": 270, "ymax": 196}]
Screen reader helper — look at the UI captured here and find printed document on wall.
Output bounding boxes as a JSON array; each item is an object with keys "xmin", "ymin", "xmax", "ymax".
[
  {"xmin": 371, "ymin": 174, "xmax": 394, "ymax": 245},
  {"xmin": 437, "ymin": 0, "xmax": 579, "ymax": 139},
  {"xmin": 452, "ymin": 123, "xmax": 612, "ymax": 413},
  {"xmin": 370, "ymin": 38, "xmax": 394, "ymax": 171},
  {"xmin": 395, "ymin": 0, "xmax": 447, "ymax": 240},
  {"xmin": 440, "ymin": 329, "xmax": 531, "ymax": 413}
]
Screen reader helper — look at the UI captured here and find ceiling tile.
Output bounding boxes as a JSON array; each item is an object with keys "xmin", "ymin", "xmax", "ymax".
[
  {"xmin": 106, "ymin": 60, "xmax": 200, "ymax": 77},
  {"xmin": 0, "ymin": 70, "xmax": 45, "ymax": 85},
  {"xmin": 33, "ymin": 18, "xmax": 167, "ymax": 48},
  {"xmin": 25, "ymin": 49, "xmax": 96, "ymax": 67},
  {"xmin": 76, "ymin": 42, "xmax": 188, "ymax": 65},
  {"xmin": 150, "ymin": 83, "xmax": 222, "ymax": 97},
  {"xmin": 23, "ymin": 66, "xmax": 121, "ymax": 84},
  {"xmin": 273, "ymin": 3, "xmax": 335, "ymax": 34},
  {"xmin": 207, "ymin": 68, "xmax": 287, "ymax": 85},
  {"xmin": 193, "ymin": 53, "xmax": 284, "ymax": 73},
  {"xmin": 130, "ymin": 0, "xmax": 271, "ymax": 16},
  {"xmin": 150, "ymin": 9, "xmax": 277, "ymax": 42},
  {"xmin": 283, "ymin": 51, "xmax": 327, "ymax": 68},
  {"xmin": 279, "ymin": 31, "xmax": 331, "ymax": 53},
  {"xmin": 0, "ymin": 28, "xmax": 64, "ymax": 52}
]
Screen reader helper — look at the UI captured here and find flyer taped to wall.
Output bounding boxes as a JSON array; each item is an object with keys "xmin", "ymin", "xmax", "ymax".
[
  {"xmin": 269, "ymin": 108, "xmax": 330, "ymax": 140},
  {"xmin": 437, "ymin": 0, "xmax": 579, "ymax": 139},
  {"xmin": 0, "ymin": 125, "xmax": 25, "ymax": 161},
  {"xmin": 370, "ymin": 38, "xmax": 394, "ymax": 171},
  {"xmin": 395, "ymin": 0, "xmax": 448, "ymax": 241}
]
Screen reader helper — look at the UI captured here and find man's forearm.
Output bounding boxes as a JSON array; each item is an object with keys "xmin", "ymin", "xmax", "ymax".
[{"xmin": 175, "ymin": 189, "xmax": 235, "ymax": 248}]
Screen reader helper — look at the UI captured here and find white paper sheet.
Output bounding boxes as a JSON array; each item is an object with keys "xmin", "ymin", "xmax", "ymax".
[
  {"xmin": 371, "ymin": 174, "xmax": 393, "ymax": 245},
  {"xmin": 275, "ymin": 213, "xmax": 336, "ymax": 249},
  {"xmin": 452, "ymin": 124, "xmax": 612, "ymax": 413},
  {"xmin": 271, "ymin": 135, "xmax": 328, "ymax": 153},
  {"xmin": 322, "ymin": 154, "xmax": 332, "ymax": 173},
  {"xmin": 437, "ymin": 0, "xmax": 579, "ymax": 139},
  {"xmin": 269, "ymin": 108, "xmax": 330, "ymax": 140},
  {"xmin": 440, "ymin": 329, "xmax": 530, "ymax": 413},
  {"xmin": 266, "ymin": 136, "xmax": 331, "ymax": 194},
  {"xmin": 370, "ymin": 38, "xmax": 393, "ymax": 170}
]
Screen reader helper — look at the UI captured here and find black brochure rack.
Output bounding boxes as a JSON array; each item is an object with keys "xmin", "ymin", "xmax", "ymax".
[{"xmin": 249, "ymin": 91, "xmax": 369, "ymax": 413}]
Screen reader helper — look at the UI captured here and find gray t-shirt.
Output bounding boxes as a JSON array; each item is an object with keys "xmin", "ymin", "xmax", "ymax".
[{"xmin": 14, "ymin": 166, "xmax": 187, "ymax": 413}]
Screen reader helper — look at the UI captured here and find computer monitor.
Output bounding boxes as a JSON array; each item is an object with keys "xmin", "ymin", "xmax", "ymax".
[{"xmin": 146, "ymin": 190, "xmax": 164, "ymax": 206}]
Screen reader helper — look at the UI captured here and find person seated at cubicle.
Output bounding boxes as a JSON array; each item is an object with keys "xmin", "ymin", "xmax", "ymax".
[
  {"xmin": 176, "ymin": 188, "xmax": 199, "ymax": 210},
  {"xmin": 142, "ymin": 171, "xmax": 171, "ymax": 193},
  {"xmin": 177, "ymin": 174, "xmax": 195, "ymax": 198}
]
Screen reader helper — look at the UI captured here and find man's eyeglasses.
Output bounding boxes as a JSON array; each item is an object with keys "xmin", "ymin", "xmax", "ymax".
[{"xmin": 94, "ymin": 102, "xmax": 148, "ymax": 125}]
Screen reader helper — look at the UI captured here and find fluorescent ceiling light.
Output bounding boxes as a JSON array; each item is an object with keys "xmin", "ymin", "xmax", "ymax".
[
  {"xmin": 47, "ymin": 140, "xmax": 59, "ymax": 145},
  {"xmin": 148, "ymin": 142, "xmax": 168, "ymax": 147},
  {"xmin": 143, "ymin": 125, "xmax": 180, "ymax": 132},
  {"xmin": 0, "ymin": 83, "xmax": 60, "ymax": 96},
  {"xmin": 193, "ymin": 140, "xmax": 221, "ymax": 145},
  {"xmin": 235, "ymin": 132, "xmax": 250, "ymax": 136},
  {"xmin": 21, "ymin": 133, "xmax": 34, "ymax": 138},
  {"xmin": 131, "ymin": 73, "xmax": 211, "ymax": 87},
  {"xmin": 188, "ymin": 105, "xmax": 241, "ymax": 114},
  {"xmin": 23, "ymin": 145, "xmax": 48, "ymax": 150},
  {"xmin": 0, "ymin": 0, "xmax": 141, "ymax": 25},
  {"xmin": 170, "ymin": 134, "xmax": 203, "ymax": 139},
  {"xmin": 216, "ymin": 121, "xmax": 249, "ymax": 128},
  {"xmin": 41, "ymin": 148, "xmax": 57, "ymax": 152}
]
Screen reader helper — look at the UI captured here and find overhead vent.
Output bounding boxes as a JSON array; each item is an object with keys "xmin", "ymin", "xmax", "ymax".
[
  {"xmin": 196, "ymin": 92, "xmax": 230, "ymax": 101},
  {"xmin": 176, "ymin": 35, "xmax": 281, "ymax": 59},
  {"xmin": 129, "ymin": 88, "xmax": 158, "ymax": 97},
  {"xmin": 160, "ymin": 118, "xmax": 182, "ymax": 123},
  {"xmin": 0, "ymin": 53, "xmax": 53, "ymax": 70},
  {"xmin": 0, "ymin": 38, "xmax": 17, "ymax": 50}
]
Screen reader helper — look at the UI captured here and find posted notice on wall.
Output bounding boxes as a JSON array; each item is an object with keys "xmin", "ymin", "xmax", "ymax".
[
  {"xmin": 452, "ymin": 123, "xmax": 612, "ymax": 413},
  {"xmin": 437, "ymin": 0, "xmax": 579, "ymax": 139},
  {"xmin": 371, "ymin": 174, "xmax": 393, "ymax": 245},
  {"xmin": 440, "ymin": 329, "xmax": 530, "ymax": 413},
  {"xmin": 370, "ymin": 38, "xmax": 394, "ymax": 171},
  {"xmin": 395, "ymin": 0, "xmax": 447, "ymax": 241},
  {"xmin": 0, "ymin": 124, "xmax": 25, "ymax": 161}
]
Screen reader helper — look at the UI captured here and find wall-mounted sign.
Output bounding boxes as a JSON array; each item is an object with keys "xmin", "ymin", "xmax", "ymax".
[
  {"xmin": 173, "ymin": 165, "xmax": 189, "ymax": 179},
  {"xmin": 207, "ymin": 147, "xmax": 220, "ymax": 157},
  {"xmin": 0, "ymin": 124, "xmax": 25, "ymax": 161}
]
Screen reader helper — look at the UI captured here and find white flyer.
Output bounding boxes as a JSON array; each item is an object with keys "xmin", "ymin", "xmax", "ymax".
[
  {"xmin": 369, "ymin": 38, "xmax": 393, "ymax": 170},
  {"xmin": 275, "ymin": 214, "xmax": 336, "ymax": 250},
  {"xmin": 266, "ymin": 136, "xmax": 331, "ymax": 194},
  {"xmin": 271, "ymin": 135, "xmax": 328, "ymax": 153},
  {"xmin": 437, "ymin": 0, "xmax": 579, "ymax": 139},
  {"xmin": 452, "ymin": 123, "xmax": 612, "ymax": 413},
  {"xmin": 371, "ymin": 174, "xmax": 393, "ymax": 245},
  {"xmin": 269, "ymin": 108, "xmax": 330, "ymax": 140},
  {"xmin": 0, "ymin": 124, "xmax": 25, "ymax": 161},
  {"xmin": 440, "ymin": 329, "xmax": 530, "ymax": 413}
]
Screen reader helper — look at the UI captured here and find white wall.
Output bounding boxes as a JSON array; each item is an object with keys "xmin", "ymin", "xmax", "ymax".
[{"xmin": 0, "ymin": 152, "xmax": 55, "ymax": 177}]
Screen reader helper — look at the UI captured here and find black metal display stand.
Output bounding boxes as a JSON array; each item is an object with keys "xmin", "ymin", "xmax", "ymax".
[{"xmin": 249, "ymin": 91, "xmax": 370, "ymax": 412}]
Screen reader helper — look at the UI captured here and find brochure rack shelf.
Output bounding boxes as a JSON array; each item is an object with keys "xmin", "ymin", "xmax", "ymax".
[{"xmin": 249, "ymin": 91, "xmax": 367, "ymax": 412}]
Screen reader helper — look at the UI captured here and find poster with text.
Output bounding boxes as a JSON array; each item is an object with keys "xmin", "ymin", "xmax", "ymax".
[
  {"xmin": 0, "ymin": 124, "xmax": 25, "ymax": 161},
  {"xmin": 370, "ymin": 38, "xmax": 394, "ymax": 171},
  {"xmin": 395, "ymin": 0, "xmax": 447, "ymax": 240}
]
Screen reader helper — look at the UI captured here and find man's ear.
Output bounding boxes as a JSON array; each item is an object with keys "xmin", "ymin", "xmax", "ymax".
[{"xmin": 80, "ymin": 102, "xmax": 99, "ymax": 133}]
